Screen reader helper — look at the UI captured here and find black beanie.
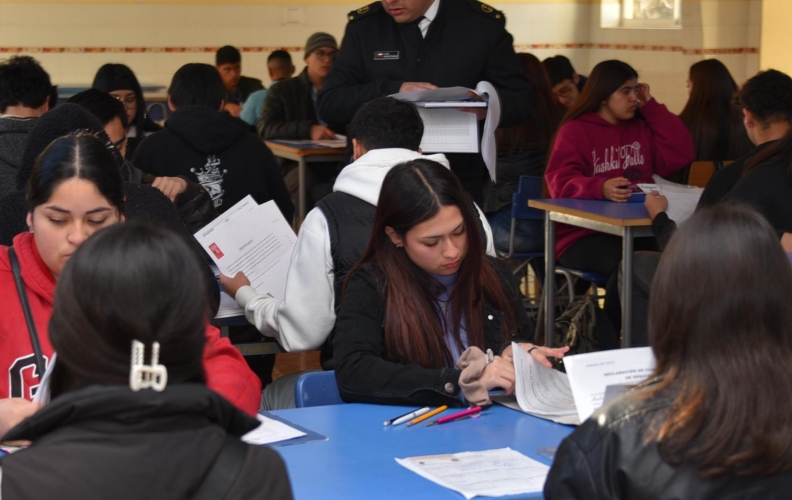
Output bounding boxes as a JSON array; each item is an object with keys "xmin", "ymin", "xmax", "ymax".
[{"xmin": 16, "ymin": 103, "xmax": 104, "ymax": 190}]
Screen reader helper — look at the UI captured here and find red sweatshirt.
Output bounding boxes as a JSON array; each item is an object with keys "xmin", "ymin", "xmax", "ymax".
[
  {"xmin": 0, "ymin": 232, "xmax": 262, "ymax": 415},
  {"xmin": 545, "ymin": 98, "xmax": 695, "ymax": 257}
]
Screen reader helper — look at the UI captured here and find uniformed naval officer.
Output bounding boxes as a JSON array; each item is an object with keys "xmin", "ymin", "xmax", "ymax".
[{"xmin": 317, "ymin": 0, "xmax": 535, "ymax": 203}]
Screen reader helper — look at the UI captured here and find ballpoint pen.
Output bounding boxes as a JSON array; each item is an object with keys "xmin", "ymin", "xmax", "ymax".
[
  {"xmin": 406, "ymin": 405, "xmax": 448, "ymax": 427},
  {"xmin": 426, "ymin": 406, "xmax": 482, "ymax": 426},
  {"xmin": 384, "ymin": 407, "xmax": 430, "ymax": 426}
]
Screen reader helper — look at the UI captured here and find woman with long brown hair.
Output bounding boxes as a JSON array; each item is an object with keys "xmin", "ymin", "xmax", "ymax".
[
  {"xmin": 544, "ymin": 60, "xmax": 694, "ymax": 325},
  {"xmin": 679, "ymin": 59, "xmax": 752, "ymax": 166},
  {"xmin": 485, "ymin": 52, "xmax": 565, "ymax": 254},
  {"xmin": 545, "ymin": 204, "xmax": 792, "ymax": 498},
  {"xmin": 333, "ymin": 159, "xmax": 568, "ymax": 406}
]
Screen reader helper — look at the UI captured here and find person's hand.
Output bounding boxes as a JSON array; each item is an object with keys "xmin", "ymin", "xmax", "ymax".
[
  {"xmin": 636, "ymin": 83, "xmax": 653, "ymax": 108},
  {"xmin": 219, "ymin": 271, "xmax": 251, "ymax": 299},
  {"xmin": 310, "ymin": 125, "xmax": 336, "ymax": 141},
  {"xmin": 602, "ymin": 177, "xmax": 632, "ymax": 202},
  {"xmin": 459, "ymin": 90, "xmax": 487, "ymax": 121},
  {"xmin": 0, "ymin": 398, "xmax": 42, "ymax": 439},
  {"xmin": 399, "ymin": 82, "xmax": 438, "ymax": 93},
  {"xmin": 223, "ymin": 102, "xmax": 242, "ymax": 117},
  {"xmin": 501, "ymin": 343, "xmax": 570, "ymax": 369},
  {"xmin": 152, "ymin": 176, "xmax": 188, "ymax": 202},
  {"xmin": 644, "ymin": 191, "xmax": 668, "ymax": 220},
  {"xmin": 781, "ymin": 232, "xmax": 792, "ymax": 253},
  {"xmin": 479, "ymin": 356, "xmax": 517, "ymax": 395}
]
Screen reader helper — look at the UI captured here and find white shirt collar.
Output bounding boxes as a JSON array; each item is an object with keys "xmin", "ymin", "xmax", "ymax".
[{"xmin": 418, "ymin": 0, "xmax": 440, "ymax": 37}]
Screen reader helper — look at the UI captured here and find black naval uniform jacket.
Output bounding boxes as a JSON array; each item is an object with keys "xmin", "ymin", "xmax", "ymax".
[{"xmin": 318, "ymin": 0, "xmax": 535, "ymax": 194}]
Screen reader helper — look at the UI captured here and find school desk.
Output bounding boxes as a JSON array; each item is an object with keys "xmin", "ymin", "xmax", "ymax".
[
  {"xmin": 264, "ymin": 140, "xmax": 346, "ymax": 231},
  {"xmin": 270, "ymin": 402, "xmax": 574, "ymax": 500},
  {"xmin": 528, "ymin": 198, "xmax": 653, "ymax": 348}
]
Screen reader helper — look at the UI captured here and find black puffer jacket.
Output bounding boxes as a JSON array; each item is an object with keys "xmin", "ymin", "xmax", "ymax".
[
  {"xmin": 544, "ymin": 381, "xmax": 792, "ymax": 499},
  {"xmin": 333, "ymin": 257, "xmax": 533, "ymax": 406},
  {"xmin": 0, "ymin": 384, "xmax": 293, "ymax": 500}
]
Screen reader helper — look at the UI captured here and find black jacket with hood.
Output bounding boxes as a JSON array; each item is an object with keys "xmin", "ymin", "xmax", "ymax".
[
  {"xmin": 0, "ymin": 384, "xmax": 294, "ymax": 500},
  {"xmin": 133, "ymin": 106, "xmax": 294, "ymax": 218}
]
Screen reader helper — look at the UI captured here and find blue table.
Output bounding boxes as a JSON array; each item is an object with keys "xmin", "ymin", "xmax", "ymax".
[
  {"xmin": 528, "ymin": 199, "xmax": 653, "ymax": 348},
  {"xmin": 270, "ymin": 403, "xmax": 573, "ymax": 500}
]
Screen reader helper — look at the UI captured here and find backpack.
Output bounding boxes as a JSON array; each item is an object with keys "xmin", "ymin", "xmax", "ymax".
[{"xmin": 541, "ymin": 295, "xmax": 619, "ymax": 372}]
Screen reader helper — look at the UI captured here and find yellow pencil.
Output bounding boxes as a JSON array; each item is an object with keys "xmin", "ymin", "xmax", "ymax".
[{"xmin": 406, "ymin": 405, "xmax": 448, "ymax": 427}]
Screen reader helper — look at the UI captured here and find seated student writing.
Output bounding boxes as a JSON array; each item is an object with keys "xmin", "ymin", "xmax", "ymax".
[
  {"xmin": 545, "ymin": 204, "xmax": 792, "ymax": 499},
  {"xmin": 0, "ymin": 133, "xmax": 261, "ymax": 436},
  {"xmin": 333, "ymin": 159, "xmax": 568, "ymax": 407},
  {"xmin": 0, "ymin": 223, "xmax": 293, "ymax": 500}
]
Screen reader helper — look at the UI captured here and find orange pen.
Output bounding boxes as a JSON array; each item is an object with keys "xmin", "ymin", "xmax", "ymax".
[{"xmin": 406, "ymin": 405, "xmax": 448, "ymax": 427}]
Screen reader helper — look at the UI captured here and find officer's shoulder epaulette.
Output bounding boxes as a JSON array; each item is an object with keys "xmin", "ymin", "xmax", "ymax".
[
  {"xmin": 466, "ymin": 0, "xmax": 505, "ymax": 22},
  {"xmin": 347, "ymin": 2, "xmax": 381, "ymax": 21}
]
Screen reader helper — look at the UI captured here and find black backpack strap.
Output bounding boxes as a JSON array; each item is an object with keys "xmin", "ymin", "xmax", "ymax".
[
  {"xmin": 8, "ymin": 247, "xmax": 47, "ymax": 379},
  {"xmin": 191, "ymin": 435, "xmax": 248, "ymax": 500}
]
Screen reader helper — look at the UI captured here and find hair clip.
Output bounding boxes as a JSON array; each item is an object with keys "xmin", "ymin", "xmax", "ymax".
[{"xmin": 129, "ymin": 340, "xmax": 168, "ymax": 392}]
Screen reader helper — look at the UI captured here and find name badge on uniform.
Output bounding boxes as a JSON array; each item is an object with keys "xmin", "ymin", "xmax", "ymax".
[{"xmin": 374, "ymin": 51, "xmax": 399, "ymax": 61}]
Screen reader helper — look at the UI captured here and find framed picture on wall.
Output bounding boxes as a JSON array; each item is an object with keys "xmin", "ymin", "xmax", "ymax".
[{"xmin": 621, "ymin": 0, "xmax": 681, "ymax": 28}]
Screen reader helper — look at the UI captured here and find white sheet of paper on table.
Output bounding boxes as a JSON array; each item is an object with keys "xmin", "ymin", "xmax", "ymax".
[
  {"xmin": 242, "ymin": 414, "xmax": 306, "ymax": 445},
  {"xmin": 395, "ymin": 448, "xmax": 549, "ymax": 500},
  {"xmin": 511, "ymin": 342, "xmax": 580, "ymax": 425},
  {"xmin": 195, "ymin": 196, "xmax": 297, "ymax": 301},
  {"xmin": 563, "ymin": 347, "xmax": 656, "ymax": 423}
]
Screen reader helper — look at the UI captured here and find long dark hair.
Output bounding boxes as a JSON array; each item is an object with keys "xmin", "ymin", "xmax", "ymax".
[
  {"xmin": 645, "ymin": 204, "xmax": 792, "ymax": 477},
  {"xmin": 559, "ymin": 60, "xmax": 638, "ymax": 127},
  {"xmin": 498, "ymin": 53, "xmax": 564, "ymax": 155},
  {"xmin": 49, "ymin": 222, "xmax": 208, "ymax": 398},
  {"xmin": 345, "ymin": 159, "xmax": 515, "ymax": 368},
  {"xmin": 92, "ymin": 64, "xmax": 160, "ymax": 133},
  {"xmin": 27, "ymin": 132, "xmax": 125, "ymax": 215},
  {"xmin": 679, "ymin": 59, "xmax": 751, "ymax": 161}
]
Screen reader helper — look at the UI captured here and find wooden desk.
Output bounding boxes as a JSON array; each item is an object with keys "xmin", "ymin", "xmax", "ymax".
[
  {"xmin": 264, "ymin": 140, "xmax": 346, "ymax": 230},
  {"xmin": 529, "ymin": 199, "xmax": 653, "ymax": 348},
  {"xmin": 271, "ymin": 403, "xmax": 573, "ymax": 500}
]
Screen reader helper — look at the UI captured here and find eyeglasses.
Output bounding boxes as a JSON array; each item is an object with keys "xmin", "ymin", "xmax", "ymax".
[
  {"xmin": 313, "ymin": 50, "xmax": 337, "ymax": 61},
  {"xmin": 113, "ymin": 94, "xmax": 138, "ymax": 109},
  {"xmin": 554, "ymin": 82, "xmax": 575, "ymax": 99}
]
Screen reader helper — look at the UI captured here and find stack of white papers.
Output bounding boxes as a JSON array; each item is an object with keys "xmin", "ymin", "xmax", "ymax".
[
  {"xmin": 390, "ymin": 82, "xmax": 501, "ymax": 182},
  {"xmin": 242, "ymin": 414, "xmax": 306, "ymax": 445},
  {"xmin": 194, "ymin": 196, "xmax": 297, "ymax": 318},
  {"xmin": 494, "ymin": 344, "xmax": 656, "ymax": 425},
  {"xmin": 395, "ymin": 448, "xmax": 549, "ymax": 499}
]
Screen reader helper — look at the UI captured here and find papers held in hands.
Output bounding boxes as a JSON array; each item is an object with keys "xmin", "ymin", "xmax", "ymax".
[
  {"xmin": 395, "ymin": 448, "xmax": 549, "ymax": 500},
  {"xmin": 390, "ymin": 82, "xmax": 501, "ymax": 182},
  {"xmin": 637, "ymin": 175, "xmax": 704, "ymax": 224},
  {"xmin": 493, "ymin": 343, "xmax": 655, "ymax": 425},
  {"xmin": 194, "ymin": 195, "xmax": 297, "ymax": 314}
]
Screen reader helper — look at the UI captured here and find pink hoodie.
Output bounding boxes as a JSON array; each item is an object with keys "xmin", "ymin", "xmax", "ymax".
[{"xmin": 545, "ymin": 98, "xmax": 694, "ymax": 257}]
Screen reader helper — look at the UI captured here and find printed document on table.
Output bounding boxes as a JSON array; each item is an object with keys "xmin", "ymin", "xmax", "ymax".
[
  {"xmin": 651, "ymin": 174, "xmax": 704, "ymax": 224},
  {"xmin": 508, "ymin": 342, "xmax": 579, "ymax": 425},
  {"xmin": 390, "ymin": 81, "xmax": 501, "ymax": 182},
  {"xmin": 395, "ymin": 448, "xmax": 549, "ymax": 500},
  {"xmin": 563, "ymin": 347, "xmax": 656, "ymax": 423},
  {"xmin": 242, "ymin": 414, "xmax": 306, "ymax": 445},
  {"xmin": 195, "ymin": 196, "xmax": 296, "ymax": 301}
]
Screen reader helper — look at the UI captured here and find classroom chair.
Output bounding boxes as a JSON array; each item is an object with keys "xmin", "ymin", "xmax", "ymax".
[
  {"xmin": 294, "ymin": 370, "xmax": 344, "ymax": 408},
  {"xmin": 688, "ymin": 160, "xmax": 733, "ymax": 188}
]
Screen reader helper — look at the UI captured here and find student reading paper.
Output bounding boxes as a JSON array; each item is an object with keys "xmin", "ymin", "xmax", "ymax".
[
  {"xmin": 333, "ymin": 159, "xmax": 567, "ymax": 406},
  {"xmin": 545, "ymin": 205, "xmax": 792, "ymax": 499},
  {"xmin": 0, "ymin": 133, "xmax": 261, "ymax": 438}
]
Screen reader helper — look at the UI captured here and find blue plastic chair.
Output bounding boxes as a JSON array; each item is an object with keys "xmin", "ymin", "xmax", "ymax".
[{"xmin": 293, "ymin": 370, "xmax": 344, "ymax": 408}]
